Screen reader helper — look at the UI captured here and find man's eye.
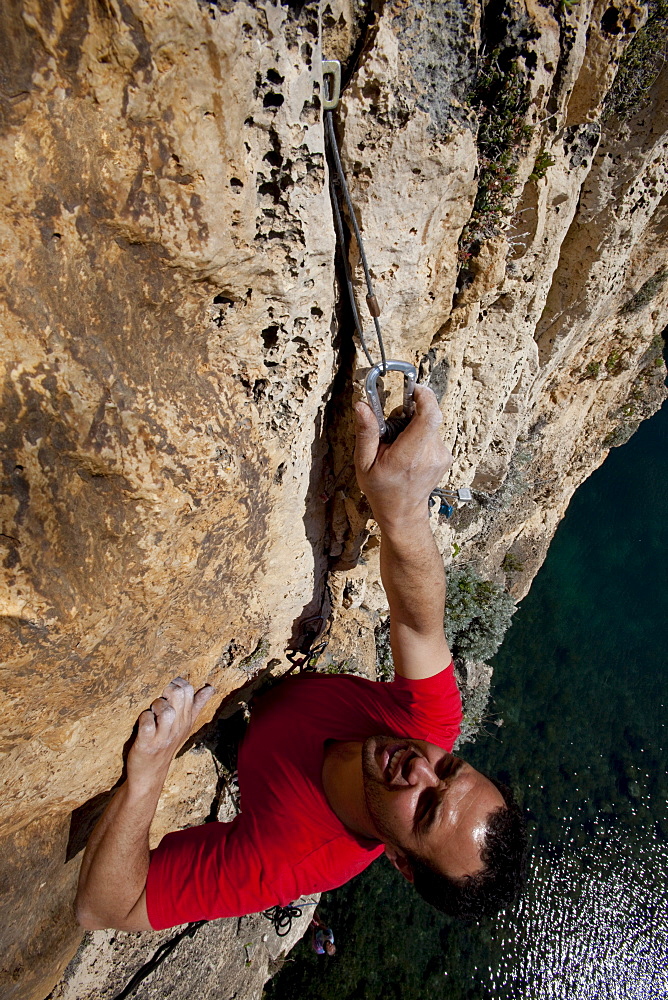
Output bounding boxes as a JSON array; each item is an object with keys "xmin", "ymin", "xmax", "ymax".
[
  {"xmin": 417, "ymin": 792, "xmax": 435, "ymax": 826},
  {"xmin": 437, "ymin": 757, "xmax": 457, "ymax": 778}
]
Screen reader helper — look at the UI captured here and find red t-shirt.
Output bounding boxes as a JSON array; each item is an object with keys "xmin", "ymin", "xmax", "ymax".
[{"xmin": 146, "ymin": 666, "xmax": 462, "ymax": 929}]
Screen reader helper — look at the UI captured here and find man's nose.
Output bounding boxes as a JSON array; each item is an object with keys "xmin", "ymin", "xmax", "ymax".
[{"xmin": 405, "ymin": 755, "xmax": 439, "ymax": 787}]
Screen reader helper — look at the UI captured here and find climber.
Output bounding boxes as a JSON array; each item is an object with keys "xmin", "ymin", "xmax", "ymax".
[
  {"xmin": 311, "ymin": 914, "xmax": 336, "ymax": 956},
  {"xmin": 75, "ymin": 385, "xmax": 527, "ymax": 932}
]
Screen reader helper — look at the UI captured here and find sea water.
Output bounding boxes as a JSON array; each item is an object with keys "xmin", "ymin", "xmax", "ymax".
[{"xmin": 266, "ymin": 383, "xmax": 667, "ymax": 1000}]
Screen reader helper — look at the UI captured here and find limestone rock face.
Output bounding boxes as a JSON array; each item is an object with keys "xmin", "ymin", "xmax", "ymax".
[
  {"xmin": 49, "ymin": 901, "xmax": 317, "ymax": 1000},
  {"xmin": 0, "ymin": 0, "xmax": 666, "ymax": 998}
]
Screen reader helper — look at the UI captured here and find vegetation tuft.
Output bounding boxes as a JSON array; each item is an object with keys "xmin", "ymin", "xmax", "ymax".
[
  {"xmin": 374, "ymin": 617, "xmax": 394, "ymax": 681},
  {"xmin": 502, "ymin": 551, "xmax": 525, "ymax": 574},
  {"xmin": 604, "ymin": 0, "xmax": 668, "ymax": 122},
  {"xmin": 603, "ymin": 421, "xmax": 639, "ymax": 449},
  {"xmin": 604, "ymin": 332, "xmax": 666, "ymax": 448},
  {"xmin": 458, "ymin": 49, "xmax": 533, "ymax": 266},
  {"xmin": 581, "ymin": 360, "xmax": 601, "ymax": 380},
  {"xmin": 529, "ymin": 148, "xmax": 555, "ymax": 181},
  {"xmin": 620, "ymin": 268, "xmax": 668, "ymax": 314},
  {"xmin": 605, "ymin": 349, "xmax": 624, "ymax": 375},
  {"xmin": 446, "ymin": 566, "xmax": 517, "ymax": 662},
  {"xmin": 239, "ymin": 637, "xmax": 270, "ymax": 674}
]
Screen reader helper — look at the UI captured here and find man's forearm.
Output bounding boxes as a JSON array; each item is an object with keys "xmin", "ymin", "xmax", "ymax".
[
  {"xmin": 76, "ymin": 777, "xmax": 161, "ymax": 929},
  {"xmin": 75, "ymin": 679, "xmax": 214, "ymax": 930},
  {"xmin": 378, "ymin": 511, "xmax": 446, "ymax": 636},
  {"xmin": 353, "ymin": 386, "xmax": 453, "ymax": 679}
]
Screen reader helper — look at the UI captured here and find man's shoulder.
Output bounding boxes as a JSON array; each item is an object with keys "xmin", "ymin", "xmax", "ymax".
[
  {"xmin": 247, "ymin": 665, "xmax": 460, "ymax": 755},
  {"xmin": 254, "ymin": 669, "xmax": 381, "ymax": 713}
]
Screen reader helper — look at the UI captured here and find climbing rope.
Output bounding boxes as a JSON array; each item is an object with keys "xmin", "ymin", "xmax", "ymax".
[
  {"xmin": 322, "ymin": 61, "xmax": 475, "ymax": 500},
  {"xmin": 323, "ymin": 63, "xmax": 421, "ymax": 446},
  {"xmin": 262, "ymin": 898, "xmax": 319, "ymax": 936},
  {"xmin": 262, "ymin": 903, "xmax": 304, "ymax": 936},
  {"xmin": 328, "ymin": 172, "xmax": 374, "ymax": 367},
  {"xmin": 323, "ymin": 97, "xmax": 387, "ymax": 373}
]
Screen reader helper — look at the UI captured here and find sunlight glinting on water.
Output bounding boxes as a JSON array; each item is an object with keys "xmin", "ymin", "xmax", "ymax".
[{"xmin": 484, "ymin": 813, "xmax": 668, "ymax": 998}]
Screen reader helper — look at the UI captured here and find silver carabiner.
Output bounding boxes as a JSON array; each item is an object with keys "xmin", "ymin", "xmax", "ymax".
[{"xmin": 365, "ymin": 361, "xmax": 417, "ymax": 443}]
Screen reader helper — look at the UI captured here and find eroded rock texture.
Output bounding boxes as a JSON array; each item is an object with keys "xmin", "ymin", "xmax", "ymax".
[{"xmin": 0, "ymin": 0, "xmax": 666, "ymax": 997}]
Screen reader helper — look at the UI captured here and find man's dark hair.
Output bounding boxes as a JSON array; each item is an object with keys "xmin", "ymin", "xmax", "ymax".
[{"xmin": 406, "ymin": 778, "xmax": 527, "ymax": 919}]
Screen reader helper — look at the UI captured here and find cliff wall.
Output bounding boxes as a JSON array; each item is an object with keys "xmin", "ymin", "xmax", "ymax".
[{"xmin": 0, "ymin": 1, "xmax": 666, "ymax": 998}]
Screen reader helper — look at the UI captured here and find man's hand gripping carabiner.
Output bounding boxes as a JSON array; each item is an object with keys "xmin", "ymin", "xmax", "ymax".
[{"xmin": 364, "ymin": 361, "xmax": 417, "ymax": 444}]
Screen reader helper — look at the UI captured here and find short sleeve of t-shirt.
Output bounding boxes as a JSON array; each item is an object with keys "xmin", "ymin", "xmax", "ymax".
[
  {"xmin": 381, "ymin": 665, "xmax": 462, "ymax": 748},
  {"xmin": 146, "ymin": 816, "xmax": 270, "ymax": 928}
]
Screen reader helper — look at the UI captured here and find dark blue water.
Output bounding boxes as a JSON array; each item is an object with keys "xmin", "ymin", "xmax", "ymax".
[
  {"xmin": 463, "ymin": 386, "xmax": 668, "ymax": 998},
  {"xmin": 267, "ymin": 377, "xmax": 668, "ymax": 1000}
]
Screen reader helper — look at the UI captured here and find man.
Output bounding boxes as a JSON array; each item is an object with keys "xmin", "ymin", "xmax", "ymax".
[
  {"xmin": 76, "ymin": 387, "xmax": 526, "ymax": 931},
  {"xmin": 311, "ymin": 914, "xmax": 336, "ymax": 956}
]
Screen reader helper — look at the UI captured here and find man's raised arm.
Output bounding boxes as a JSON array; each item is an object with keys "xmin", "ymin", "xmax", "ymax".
[
  {"xmin": 354, "ymin": 385, "xmax": 453, "ymax": 680},
  {"xmin": 75, "ymin": 678, "xmax": 214, "ymax": 931}
]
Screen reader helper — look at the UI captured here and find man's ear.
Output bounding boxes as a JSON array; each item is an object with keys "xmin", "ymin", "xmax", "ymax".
[{"xmin": 384, "ymin": 844, "xmax": 415, "ymax": 884}]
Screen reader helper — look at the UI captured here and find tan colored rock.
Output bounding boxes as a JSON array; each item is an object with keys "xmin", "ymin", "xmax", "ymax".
[
  {"xmin": 1, "ymin": 1, "xmax": 334, "ymax": 995},
  {"xmin": 0, "ymin": 813, "xmax": 82, "ymax": 1000},
  {"xmin": 1, "ymin": 0, "xmax": 336, "ymax": 829}
]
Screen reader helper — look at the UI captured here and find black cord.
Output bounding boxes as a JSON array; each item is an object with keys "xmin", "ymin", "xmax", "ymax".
[
  {"xmin": 111, "ymin": 921, "xmax": 207, "ymax": 1000},
  {"xmin": 262, "ymin": 904, "xmax": 304, "ymax": 937},
  {"xmin": 329, "ymin": 175, "xmax": 375, "ymax": 366},
  {"xmin": 325, "ymin": 109, "xmax": 387, "ymax": 372}
]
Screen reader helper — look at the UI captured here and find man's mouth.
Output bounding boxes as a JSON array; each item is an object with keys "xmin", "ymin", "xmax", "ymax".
[{"xmin": 382, "ymin": 743, "xmax": 418, "ymax": 784}]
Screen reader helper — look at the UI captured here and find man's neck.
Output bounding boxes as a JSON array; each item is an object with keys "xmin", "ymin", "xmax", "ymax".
[{"xmin": 321, "ymin": 740, "xmax": 379, "ymax": 841}]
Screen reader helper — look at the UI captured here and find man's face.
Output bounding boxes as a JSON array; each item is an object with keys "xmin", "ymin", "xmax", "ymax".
[{"xmin": 362, "ymin": 735, "xmax": 506, "ymax": 880}]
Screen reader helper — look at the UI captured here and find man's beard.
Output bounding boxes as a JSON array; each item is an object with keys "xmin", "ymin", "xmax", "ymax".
[{"xmin": 361, "ymin": 735, "xmax": 401, "ymax": 846}]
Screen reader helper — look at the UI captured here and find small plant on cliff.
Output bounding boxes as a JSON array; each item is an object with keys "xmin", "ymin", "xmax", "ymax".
[
  {"xmin": 458, "ymin": 48, "xmax": 533, "ymax": 266},
  {"xmin": 375, "ymin": 567, "xmax": 515, "ymax": 675},
  {"xmin": 323, "ymin": 659, "xmax": 352, "ymax": 675},
  {"xmin": 582, "ymin": 360, "xmax": 601, "ymax": 380},
  {"xmin": 604, "ymin": 422, "xmax": 638, "ymax": 449},
  {"xmin": 639, "ymin": 332, "xmax": 667, "ymax": 369},
  {"xmin": 502, "ymin": 552, "xmax": 525, "ymax": 574},
  {"xmin": 238, "ymin": 637, "xmax": 270, "ymax": 675},
  {"xmin": 455, "ymin": 681, "xmax": 501, "ymax": 748},
  {"xmin": 604, "ymin": 0, "xmax": 668, "ymax": 122},
  {"xmin": 606, "ymin": 349, "xmax": 624, "ymax": 374},
  {"xmin": 445, "ymin": 567, "xmax": 517, "ymax": 662},
  {"xmin": 529, "ymin": 149, "xmax": 556, "ymax": 181},
  {"xmin": 603, "ymin": 336, "xmax": 667, "ymax": 450},
  {"xmin": 375, "ymin": 617, "xmax": 394, "ymax": 681},
  {"xmin": 620, "ymin": 269, "xmax": 668, "ymax": 315}
]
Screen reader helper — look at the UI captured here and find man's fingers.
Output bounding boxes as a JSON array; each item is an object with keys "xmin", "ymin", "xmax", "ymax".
[
  {"xmin": 137, "ymin": 709, "xmax": 156, "ymax": 737},
  {"xmin": 193, "ymin": 684, "xmax": 216, "ymax": 717},
  {"xmin": 163, "ymin": 677, "xmax": 193, "ymax": 704},
  {"xmin": 136, "ymin": 680, "xmax": 214, "ymax": 751},
  {"xmin": 391, "ymin": 385, "xmax": 444, "ymax": 452},
  {"xmin": 412, "ymin": 385, "xmax": 442, "ymax": 427},
  {"xmin": 151, "ymin": 697, "xmax": 176, "ymax": 733},
  {"xmin": 354, "ymin": 400, "xmax": 380, "ymax": 473},
  {"xmin": 166, "ymin": 676, "xmax": 192, "ymax": 690}
]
